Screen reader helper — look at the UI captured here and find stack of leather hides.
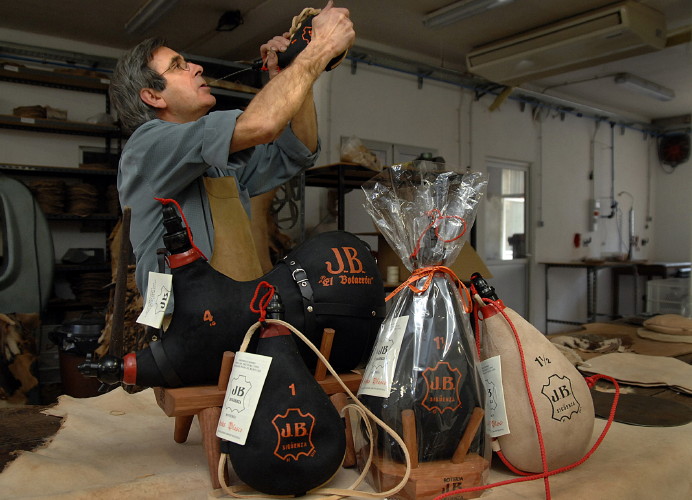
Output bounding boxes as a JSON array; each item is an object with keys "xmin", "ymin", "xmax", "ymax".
[
  {"xmin": 579, "ymin": 352, "xmax": 692, "ymax": 395},
  {"xmin": 637, "ymin": 314, "xmax": 692, "ymax": 344},
  {"xmin": 1, "ymin": 388, "xmax": 690, "ymax": 499},
  {"xmin": 105, "ymin": 184, "xmax": 120, "ymax": 216},
  {"xmin": 13, "ymin": 105, "xmax": 67, "ymax": 120},
  {"xmin": 67, "ymin": 272, "xmax": 110, "ymax": 307},
  {"xmin": 27, "ymin": 179, "xmax": 65, "ymax": 215},
  {"xmin": 66, "ymin": 182, "xmax": 99, "ymax": 216}
]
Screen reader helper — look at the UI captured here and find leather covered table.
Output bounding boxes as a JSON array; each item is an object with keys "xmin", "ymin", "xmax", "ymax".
[{"xmin": 0, "ymin": 387, "xmax": 690, "ymax": 499}]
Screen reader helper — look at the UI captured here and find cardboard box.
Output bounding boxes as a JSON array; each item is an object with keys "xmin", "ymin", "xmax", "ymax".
[{"xmin": 376, "ymin": 235, "xmax": 492, "ymax": 285}]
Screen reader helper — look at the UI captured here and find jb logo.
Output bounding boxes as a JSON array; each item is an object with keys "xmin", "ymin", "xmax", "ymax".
[
  {"xmin": 372, "ymin": 337, "xmax": 394, "ymax": 363},
  {"xmin": 541, "ymin": 374, "xmax": 581, "ymax": 422},
  {"xmin": 325, "ymin": 247, "xmax": 364, "ymax": 274},
  {"xmin": 429, "ymin": 376, "xmax": 455, "ymax": 390},
  {"xmin": 226, "ymin": 375, "xmax": 252, "ymax": 413},
  {"xmin": 279, "ymin": 421, "xmax": 309, "ymax": 438},
  {"xmin": 155, "ymin": 288, "xmax": 170, "ymax": 314},
  {"xmin": 272, "ymin": 408, "xmax": 316, "ymax": 461},
  {"xmin": 421, "ymin": 361, "xmax": 463, "ymax": 414}
]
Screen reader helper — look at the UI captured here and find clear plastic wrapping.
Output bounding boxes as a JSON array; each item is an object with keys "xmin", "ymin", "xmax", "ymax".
[
  {"xmin": 356, "ymin": 161, "xmax": 490, "ymax": 499},
  {"xmin": 362, "ymin": 161, "xmax": 486, "ymax": 271}
]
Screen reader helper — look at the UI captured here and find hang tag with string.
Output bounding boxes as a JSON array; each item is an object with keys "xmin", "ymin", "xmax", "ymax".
[
  {"xmin": 481, "ymin": 355, "xmax": 510, "ymax": 438},
  {"xmin": 136, "ymin": 271, "xmax": 172, "ymax": 328},
  {"xmin": 216, "ymin": 351, "xmax": 272, "ymax": 445}
]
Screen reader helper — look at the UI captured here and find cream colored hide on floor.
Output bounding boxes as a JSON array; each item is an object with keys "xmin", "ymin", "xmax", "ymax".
[{"xmin": 479, "ymin": 301, "xmax": 594, "ymax": 473}]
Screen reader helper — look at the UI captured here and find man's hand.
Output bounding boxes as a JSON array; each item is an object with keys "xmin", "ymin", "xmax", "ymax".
[
  {"xmin": 260, "ymin": 32, "xmax": 291, "ymax": 79},
  {"xmin": 310, "ymin": 1, "xmax": 355, "ymax": 61},
  {"xmin": 231, "ymin": 1, "xmax": 353, "ymax": 154}
]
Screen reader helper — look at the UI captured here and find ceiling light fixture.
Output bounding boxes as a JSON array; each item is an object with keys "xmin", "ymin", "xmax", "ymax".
[
  {"xmin": 422, "ymin": 0, "xmax": 516, "ymax": 29},
  {"xmin": 124, "ymin": 0, "xmax": 180, "ymax": 35},
  {"xmin": 614, "ymin": 73, "xmax": 675, "ymax": 101}
]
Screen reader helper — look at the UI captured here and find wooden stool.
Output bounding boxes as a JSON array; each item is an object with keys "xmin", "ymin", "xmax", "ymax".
[
  {"xmin": 154, "ymin": 351, "xmax": 234, "ymax": 489},
  {"xmin": 154, "ymin": 328, "xmax": 361, "ymax": 488}
]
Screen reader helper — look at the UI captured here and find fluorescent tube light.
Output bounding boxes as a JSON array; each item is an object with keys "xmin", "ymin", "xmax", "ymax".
[
  {"xmin": 614, "ymin": 73, "xmax": 675, "ymax": 101},
  {"xmin": 422, "ymin": 0, "xmax": 516, "ymax": 28},
  {"xmin": 125, "ymin": 0, "xmax": 180, "ymax": 35}
]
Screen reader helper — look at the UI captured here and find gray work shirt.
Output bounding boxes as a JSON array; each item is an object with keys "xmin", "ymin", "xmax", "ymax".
[{"xmin": 117, "ymin": 109, "xmax": 319, "ymax": 299}]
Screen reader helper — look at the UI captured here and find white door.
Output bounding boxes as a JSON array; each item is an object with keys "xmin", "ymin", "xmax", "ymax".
[{"xmin": 483, "ymin": 159, "xmax": 530, "ymax": 316}]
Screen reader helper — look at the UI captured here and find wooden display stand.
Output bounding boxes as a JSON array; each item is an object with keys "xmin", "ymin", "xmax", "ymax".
[
  {"xmin": 153, "ymin": 328, "xmax": 359, "ymax": 488},
  {"xmin": 153, "ymin": 352, "xmax": 234, "ymax": 489},
  {"xmin": 363, "ymin": 407, "xmax": 489, "ymax": 500}
]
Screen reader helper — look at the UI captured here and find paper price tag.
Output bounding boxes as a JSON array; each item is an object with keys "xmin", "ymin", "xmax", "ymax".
[
  {"xmin": 20, "ymin": 117, "xmax": 35, "ymax": 124},
  {"xmin": 216, "ymin": 351, "xmax": 272, "ymax": 445},
  {"xmin": 358, "ymin": 315, "xmax": 408, "ymax": 398},
  {"xmin": 4, "ymin": 64, "xmax": 19, "ymax": 72},
  {"xmin": 136, "ymin": 271, "xmax": 172, "ymax": 328},
  {"xmin": 481, "ymin": 355, "xmax": 510, "ymax": 438}
]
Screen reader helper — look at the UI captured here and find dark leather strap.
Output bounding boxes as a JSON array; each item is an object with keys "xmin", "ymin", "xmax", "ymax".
[
  {"xmin": 150, "ymin": 340, "xmax": 183, "ymax": 387},
  {"xmin": 282, "ymin": 256, "xmax": 314, "ymax": 302},
  {"xmin": 281, "ymin": 256, "xmax": 316, "ymax": 334}
]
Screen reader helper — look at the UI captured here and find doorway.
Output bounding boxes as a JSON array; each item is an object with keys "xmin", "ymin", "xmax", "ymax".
[{"xmin": 483, "ymin": 158, "xmax": 530, "ymax": 316}]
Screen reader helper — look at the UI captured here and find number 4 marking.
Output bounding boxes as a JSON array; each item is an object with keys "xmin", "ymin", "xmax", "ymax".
[{"xmin": 203, "ymin": 309, "xmax": 216, "ymax": 326}]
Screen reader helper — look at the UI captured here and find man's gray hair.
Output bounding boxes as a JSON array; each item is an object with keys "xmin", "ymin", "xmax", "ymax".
[{"xmin": 109, "ymin": 37, "xmax": 167, "ymax": 134}]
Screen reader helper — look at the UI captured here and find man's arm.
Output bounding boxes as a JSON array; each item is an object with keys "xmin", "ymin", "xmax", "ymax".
[
  {"xmin": 259, "ymin": 32, "xmax": 319, "ymax": 153},
  {"xmin": 287, "ymin": 88, "xmax": 318, "ymax": 153},
  {"xmin": 230, "ymin": 1, "xmax": 353, "ymax": 154}
]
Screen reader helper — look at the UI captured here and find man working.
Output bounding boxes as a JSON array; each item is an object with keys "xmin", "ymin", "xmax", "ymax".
[{"xmin": 109, "ymin": 1, "xmax": 354, "ymax": 302}]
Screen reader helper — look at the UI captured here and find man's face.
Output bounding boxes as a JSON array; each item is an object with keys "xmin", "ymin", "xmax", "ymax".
[{"xmin": 149, "ymin": 46, "xmax": 216, "ymax": 122}]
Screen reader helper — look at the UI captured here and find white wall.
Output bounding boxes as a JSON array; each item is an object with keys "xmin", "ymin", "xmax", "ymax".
[
  {"xmin": 310, "ymin": 61, "xmax": 688, "ymax": 330},
  {"xmin": 653, "ymin": 150, "xmax": 692, "ymax": 262},
  {"xmin": 652, "ymin": 141, "xmax": 692, "ymax": 316},
  {"xmin": 308, "ymin": 65, "xmax": 466, "ymax": 240}
]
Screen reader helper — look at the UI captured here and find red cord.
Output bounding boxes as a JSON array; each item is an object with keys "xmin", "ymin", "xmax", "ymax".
[
  {"xmin": 435, "ymin": 300, "xmax": 621, "ymax": 500},
  {"xmin": 385, "ymin": 265, "xmax": 472, "ymax": 313},
  {"xmin": 249, "ymin": 281, "xmax": 275, "ymax": 322},
  {"xmin": 492, "ymin": 298, "xmax": 551, "ymax": 497},
  {"xmin": 409, "ymin": 209, "xmax": 467, "ymax": 261},
  {"xmin": 154, "ymin": 197, "xmax": 208, "ymax": 260}
]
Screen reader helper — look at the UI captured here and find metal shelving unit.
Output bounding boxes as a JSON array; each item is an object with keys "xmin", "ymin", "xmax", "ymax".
[
  {"xmin": 0, "ymin": 162, "xmax": 117, "ymax": 177},
  {"xmin": 300, "ymin": 162, "xmax": 381, "ymax": 238},
  {"xmin": 0, "ymin": 62, "xmax": 110, "ymax": 93},
  {"xmin": 0, "ymin": 113, "xmax": 119, "ymax": 137},
  {"xmin": 0, "ymin": 62, "xmax": 122, "ymax": 315}
]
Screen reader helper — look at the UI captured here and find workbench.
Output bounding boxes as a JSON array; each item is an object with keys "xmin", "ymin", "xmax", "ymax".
[
  {"xmin": 542, "ymin": 261, "xmax": 634, "ymax": 331},
  {"xmin": 542, "ymin": 260, "xmax": 690, "ymax": 332},
  {"xmin": 1, "ymin": 387, "xmax": 690, "ymax": 499},
  {"xmin": 2, "ymin": 321, "xmax": 691, "ymax": 499}
]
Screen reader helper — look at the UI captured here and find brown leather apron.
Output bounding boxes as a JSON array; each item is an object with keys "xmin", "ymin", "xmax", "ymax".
[
  {"xmin": 249, "ymin": 189, "xmax": 277, "ymax": 273},
  {"xmin": 203, "ymin": 176, "xmax": 263, "ymax": 281}
]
